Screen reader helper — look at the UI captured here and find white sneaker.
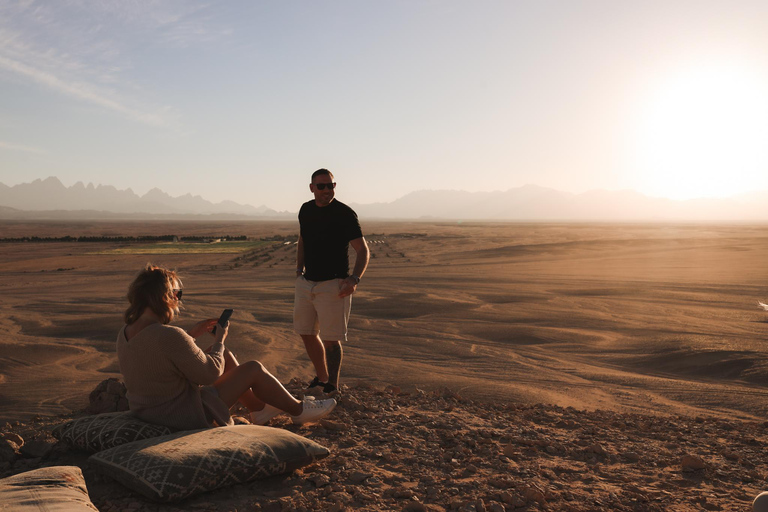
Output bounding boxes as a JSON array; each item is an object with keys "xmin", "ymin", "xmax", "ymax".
[
  {"xmin": 291, "ymin": 398, "xmax": 337, "ymax": 425},
  {"xmin": 250, "ymin": 404, "xmax": 281, "ymax": 425}
]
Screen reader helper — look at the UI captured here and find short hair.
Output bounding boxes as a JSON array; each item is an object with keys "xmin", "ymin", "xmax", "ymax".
[
  {"xmin": 311, "ymin": 168, "xmax": 334, "ymax": 182},
  {"xmin": 124, "ymin": 264, "xmax": 182, "ymax": 325}
]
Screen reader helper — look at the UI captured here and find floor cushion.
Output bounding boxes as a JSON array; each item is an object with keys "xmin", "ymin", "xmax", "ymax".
[
  {"xmin": 52, "ymin": 411, "xmax": 172, "ymax": 453},
  {"xmin": 88, "ymin": 424, "xmax": 330, "ymax": 502},
  {"xmin": 0, "ymin": 465, "xmax": 98, "ymax": 511}
]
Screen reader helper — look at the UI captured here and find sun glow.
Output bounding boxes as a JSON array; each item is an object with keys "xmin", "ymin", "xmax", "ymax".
[{"xmin": 632, "ymin": 64, "xmax": 768, "ymax": 200}]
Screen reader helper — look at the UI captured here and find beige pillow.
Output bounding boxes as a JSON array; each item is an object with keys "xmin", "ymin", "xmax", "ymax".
[
  {"xmin": 52, "ymin": 411, "xmax": 172, "ymax": 453},
  {"xmin": 0, "ymin": 466, "xmax": 98, "ymax": 511},
  {"xmin": 88, "ymin": 424, "xmax": 330, "ymax": 502}
]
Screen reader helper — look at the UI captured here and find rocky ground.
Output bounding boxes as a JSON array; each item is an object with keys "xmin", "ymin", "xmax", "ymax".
[{"xmin": 2, "ymin": 380, "xmax": 768, "ymax": 511}]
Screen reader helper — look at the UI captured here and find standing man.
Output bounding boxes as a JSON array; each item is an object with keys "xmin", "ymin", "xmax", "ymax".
[{"xmin": 294, "ymin": 169, "xmax": 370, "ymax": 396}]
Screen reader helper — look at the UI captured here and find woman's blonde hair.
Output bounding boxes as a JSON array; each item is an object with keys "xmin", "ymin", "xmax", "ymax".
[{"xmin": 124, "ymin": 264, "xmax": 182, "ymax": 325}]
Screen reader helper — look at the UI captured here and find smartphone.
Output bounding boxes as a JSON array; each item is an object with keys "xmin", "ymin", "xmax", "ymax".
[{"xmin": 212, "ymin": 308, "xmax": 234, "ymax": 334}]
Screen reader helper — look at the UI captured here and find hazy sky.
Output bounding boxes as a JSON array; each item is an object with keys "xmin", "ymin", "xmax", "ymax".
[{"xmin": 2, "ymin": 1, "xmax": 768, "ymax": 211}]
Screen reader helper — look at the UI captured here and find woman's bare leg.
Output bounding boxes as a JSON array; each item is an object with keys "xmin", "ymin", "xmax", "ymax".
[
  {"xmin": 213, "ymin": 360, "xmax": 302, "ymax": 416},
  {"xmin": 222, "ymin": 349, "xmax": 265, "ymax": 411}
]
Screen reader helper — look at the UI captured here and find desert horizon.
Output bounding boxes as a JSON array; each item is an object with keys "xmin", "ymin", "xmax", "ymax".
[
  {"xmin": 5, "ymin": 177, "xmax": 768, "ymax": 223},
  {"xmin": 2, "ymin": 219, "xmax": 768, "ymax": 424}
]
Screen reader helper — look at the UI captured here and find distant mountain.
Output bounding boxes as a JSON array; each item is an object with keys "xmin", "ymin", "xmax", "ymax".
[
  {"xmin": 0, "ymin": 177, "xmax": 290, "ymax": 218},
  {"xmin": 350, "ymin": 185, "xmax": 768, "ymax": 221},
  {"xmin": 2, "ymin": 177, "xmax": 768, "ymax": 221}
]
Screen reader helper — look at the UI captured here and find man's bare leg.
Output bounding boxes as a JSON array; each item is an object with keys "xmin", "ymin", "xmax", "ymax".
[
  {"xmin": 301, "ymin": 334, "xmax": 329, "ymax": 382},
  {"xmin": 324, "ymin": 340, "xmax": 343, "ymax": 387}
]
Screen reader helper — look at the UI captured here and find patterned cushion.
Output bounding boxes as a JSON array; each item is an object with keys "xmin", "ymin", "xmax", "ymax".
[
  {"xmin": 88, "ymin": 425, "xmax": 330, "ymax": 502},
  {"xmin": 0, "ymin": 466, "xmax": 98, "ymax": 511},
  {"xmin": 52, "ymin": 412, "xmax": 172, "ymax": 453}
]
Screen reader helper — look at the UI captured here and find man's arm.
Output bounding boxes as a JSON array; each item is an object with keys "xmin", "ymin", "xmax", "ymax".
[
  {"xmin": 296, "ymin": 235, "xmax": 305, "ymax": 276},
  {"xmin": 339, "ymin": 236, "xmax": 369, "ymax": 298}
]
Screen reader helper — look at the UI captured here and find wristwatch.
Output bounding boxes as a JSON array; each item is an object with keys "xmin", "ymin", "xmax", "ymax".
[{"xmin": 349, "ymin": 275, "xmax": 361, "ymax": 284}]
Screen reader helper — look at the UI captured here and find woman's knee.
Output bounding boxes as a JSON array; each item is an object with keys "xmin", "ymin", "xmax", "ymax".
[{"xmin": 242, "ymin": 360, "xmax": 267, "ymax": 376}]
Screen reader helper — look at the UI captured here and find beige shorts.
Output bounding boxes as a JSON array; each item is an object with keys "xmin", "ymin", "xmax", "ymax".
[{"xmin": 293, "ymin": 276, "xmax": 352, "ymax": 341}]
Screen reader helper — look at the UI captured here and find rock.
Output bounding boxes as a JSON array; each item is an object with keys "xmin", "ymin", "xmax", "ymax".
[
  {"xmin": 2, "ymin": 433, "xmax": 23, "ymax": 447},
  {"xmin": 524, "ymin": 485, "xmax": 546, "ymax": 505},
  {"xmin": 502, "ymin": 444, "xmax": 516, "ymax": 457},
  {"xmin": 0, "ymin": 439, "xmax": 17, "ymax": 463},
  {"xmin": 403, "ymin": 501, "xmax": 426, "ymax": 512},
  {"xmin": 311, "ymin": 474, "xmax": 331, "ymax": 487},
  {"xmin": 86, "ymin": 378, "xmax": 128, "ymax": 414},
  {"xmin": 587, "ymin": 443, "xmax": 607, "ymax": 455},
  {"xmin": 681, "ymin": 455, "xmax": 707, "ymax": 471},
  {"xmin": 348, "ymin": 471, "xmax": 371, "ymax": 484},
  {"xmin": 488, "ymin": 502, "xmax": 506, "ymax": 512},
  {"xmin": 489, "ymin": 477, "xmax": 513, "ymax": 489},
  {"xmin": 106, "ymin": 379, "xmax": 126, "ymax": 395},
  {"xmin": 320, "ymin": 419, "xmax": 347, "ymax": 431},
  {"xmin": 386, "ymin": 385, "xmax": 401, "ymax": 395},
  {"xmin": 498, "ymin": 491, "xmax": 514, "ymax": 505},
  {"xmin": 623, "ymin": 451, "xmax": 640, "ymax": 462},
  {"xmin": 232, "ymin": 415, "xmax": 250, "ymax": 425},
  {"xmin": 85, "ymin": 392, "xmax": 117, "ymax": 414},
  {"xmin": 20, "ymin": 439, "xmax": 54, "ymax": 459}
]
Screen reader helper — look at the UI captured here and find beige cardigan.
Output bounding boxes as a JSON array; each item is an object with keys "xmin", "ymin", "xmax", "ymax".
[{"xmin": 116, "ymin": 323, "xmax": 232, "ymax": 430}]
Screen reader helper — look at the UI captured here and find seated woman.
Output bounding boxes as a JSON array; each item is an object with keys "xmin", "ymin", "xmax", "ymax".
[{"xmin": 117, "ymin": 264, "xmax": 336, "ymax": 431}]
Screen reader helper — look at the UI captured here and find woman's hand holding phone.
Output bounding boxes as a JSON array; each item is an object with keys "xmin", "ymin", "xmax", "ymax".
[
  {"xmin": 212, "ymin": 309, "xmax": 233, "ymax": 344},
  {"xmin": 187, "ymin": 318, "xmax": 219, "ymax": 339},
  {"xmin": 213, "ymin": 320, "xmax": 228, "ymax": 344}
]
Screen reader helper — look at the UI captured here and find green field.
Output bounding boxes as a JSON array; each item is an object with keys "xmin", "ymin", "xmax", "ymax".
[{"xmin": 91, "ymin": 241, "xmax": 275, "ymax": 255}]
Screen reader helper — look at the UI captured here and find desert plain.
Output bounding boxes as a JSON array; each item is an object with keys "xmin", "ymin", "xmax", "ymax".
[
  {"xmin": 1, "ymin": 220, "xmax": 767, "ymax": 422},
  {"xmin": 1, "ymin": 219, "xmax": 768, "ymax": 511}
]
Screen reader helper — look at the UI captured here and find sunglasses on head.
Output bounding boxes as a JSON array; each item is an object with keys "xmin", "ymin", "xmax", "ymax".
[
  {"xmin": 173, "ymin": 289, "xmax": 183, "ymax": 300},
  {"xmin": 315, "ymin": 182, "xmax": 336, "ymax": 190}
]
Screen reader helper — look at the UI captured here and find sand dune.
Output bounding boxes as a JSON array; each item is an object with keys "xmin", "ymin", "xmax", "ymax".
[{"xmin": 1, "ymin": 220, "xmax": 768, "ymax": 423}]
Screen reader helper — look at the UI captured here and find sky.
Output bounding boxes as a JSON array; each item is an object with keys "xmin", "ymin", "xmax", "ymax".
[{"xmin": 2, "ymin": 1, "xmax": 768, "ymax": 212}]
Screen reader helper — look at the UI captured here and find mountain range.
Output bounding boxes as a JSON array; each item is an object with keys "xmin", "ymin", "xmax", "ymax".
[
  {"xmin": 1, "ymin": 177, "xmax": 768, "ymax": 221},
  {"xmin": 0, "ymin": 177, "xmax": 287, "ymax": 219},
  {"xmin": 349, "ymin": 186, "xmax": 768, "ymax": 221}
]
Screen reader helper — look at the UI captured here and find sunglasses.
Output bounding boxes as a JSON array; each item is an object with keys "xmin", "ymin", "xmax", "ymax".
[
  {"xmin": 315, "ymin": 182, "xmax": 336, "ymax": 190},
  {"xmin": 173, "ymin": 289, "xmax": 183, "ymax": 300}
]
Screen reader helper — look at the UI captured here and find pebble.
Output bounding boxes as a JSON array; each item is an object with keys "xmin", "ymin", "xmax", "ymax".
[
  {"xmin": 681, "ymin": 454, "xmax": 707, "ymax": 471},
  {"xmin": 2, "ymin": 433, "xmax": 23, "ymax": 447},
  {"xmin": 348, "ymin": 471, "xmax": 371, "ymax": 484},
  {"xmin": 20, "ymin": 440, "xmax": 54, "ymax": 459},
  {"xmin": 0, "ymin": 440, "xmax": 17, "ymax": 463},
  {"xmin": 320, "ymin": 419, "xmax": 347, "ymax": 431}
]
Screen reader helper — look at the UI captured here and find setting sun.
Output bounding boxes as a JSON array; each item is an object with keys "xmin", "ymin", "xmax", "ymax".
[{"xmin": 632, "ymin": 64, "xmax": 768, "ymax": 200}]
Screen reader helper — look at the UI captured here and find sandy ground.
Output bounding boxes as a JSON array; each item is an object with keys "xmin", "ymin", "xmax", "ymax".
[
  {"xmin": 4, "ymin": 381, "xmax": 768, "ymax": 511},
  {"xmin": 2, "ymin": 220, "xmax": 768, "ymax": 510},
  {"xmin": 1, "ymin": 220, "xmax": 768, "ymax": 422}
]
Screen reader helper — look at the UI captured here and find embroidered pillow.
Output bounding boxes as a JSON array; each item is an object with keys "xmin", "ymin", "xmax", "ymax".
[
  {"xmin": 0, "ymin": 466, "xmax": 98, "ymax": 511},
  {"xmin": 88, "ymin": 424, "xmax": 330, "ymax": 502},
  {"xmin": 52, "ymin": 412, "xmax": 172, "ymax": 453}
]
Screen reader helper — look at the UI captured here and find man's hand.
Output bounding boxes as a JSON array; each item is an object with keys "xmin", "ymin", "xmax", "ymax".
[{"xmin": 338, "ymin": 277, "xmax": 358, "ymax": 298}]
